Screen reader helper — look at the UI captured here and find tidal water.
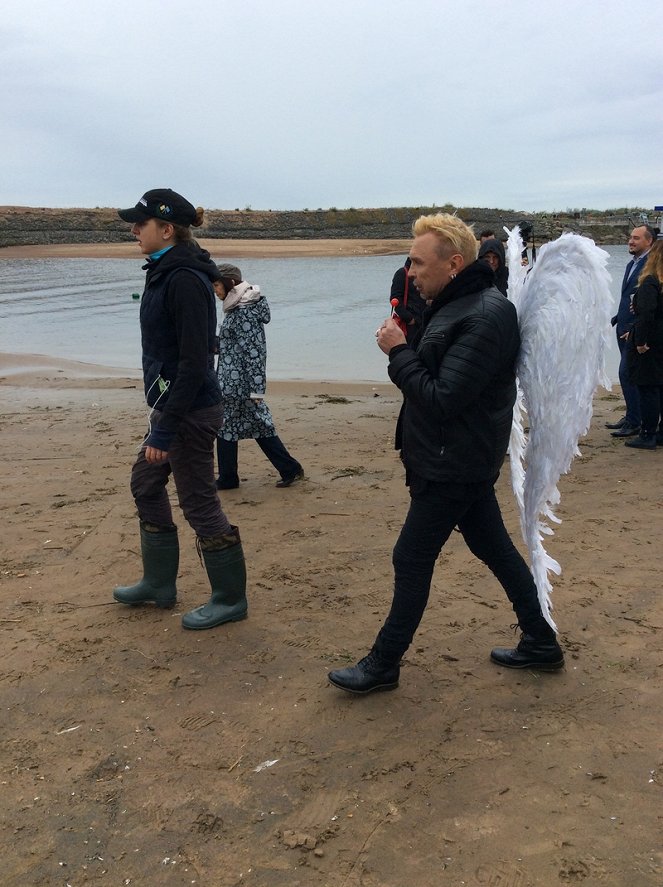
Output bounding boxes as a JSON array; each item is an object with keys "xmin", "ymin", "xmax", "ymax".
[{"xmin": 0, "ymin": 246, "xmax": 630, "ymax": 383}]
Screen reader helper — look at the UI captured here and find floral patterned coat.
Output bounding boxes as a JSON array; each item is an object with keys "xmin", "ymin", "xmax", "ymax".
[{"xmin": 217, "ymin": 290, "xmax": 277, "ymax": 441}]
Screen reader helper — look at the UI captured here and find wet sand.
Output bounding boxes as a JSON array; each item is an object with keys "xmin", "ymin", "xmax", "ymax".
[{"xmin": 1, "ymin": 355, "xmax": 661, "ymax": 886}]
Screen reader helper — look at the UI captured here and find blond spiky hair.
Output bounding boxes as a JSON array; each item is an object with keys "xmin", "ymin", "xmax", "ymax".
[{"xmin": 412, "ymin": 213, "xmax": 478, "ymax": 265}]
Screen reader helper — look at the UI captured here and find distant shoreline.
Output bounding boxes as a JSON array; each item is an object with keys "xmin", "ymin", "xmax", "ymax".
[
  {"xmin": 1, "ymin": 204, "xmax": 643, "ymax": 252},
  {"xmin": 0, "ymin": 239, "xmax": 412, "ymax": 260}
]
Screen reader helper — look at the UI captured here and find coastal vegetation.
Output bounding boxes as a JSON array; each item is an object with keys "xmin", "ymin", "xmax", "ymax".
[{"xmin": 0, "ymin": 204, "xmax": 654, "ymax": 249}]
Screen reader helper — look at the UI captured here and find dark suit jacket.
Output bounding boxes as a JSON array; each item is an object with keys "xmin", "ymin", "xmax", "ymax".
[{"xmin": 612, "ymin": 254, "xmax": 648, "ymax": 337}]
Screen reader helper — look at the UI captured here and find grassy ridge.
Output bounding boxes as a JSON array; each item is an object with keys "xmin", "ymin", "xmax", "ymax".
[{"xmin": 0, "ymin": 204, "xmax": 651, "ymax": 248}]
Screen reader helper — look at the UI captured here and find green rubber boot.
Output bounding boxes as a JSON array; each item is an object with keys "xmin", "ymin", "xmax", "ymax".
[
  {"xmin": 113, "ymin": 523, "xmax": 179, "ymax": 609},
  {"xmin": 181, "ymin": 529, "xmax": 247, "ymax": 630}
]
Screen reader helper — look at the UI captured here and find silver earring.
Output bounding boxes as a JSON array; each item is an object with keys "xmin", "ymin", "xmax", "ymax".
[{"xmin": 450, "ymin": 272, "xmax": 456, "ymax": 280}]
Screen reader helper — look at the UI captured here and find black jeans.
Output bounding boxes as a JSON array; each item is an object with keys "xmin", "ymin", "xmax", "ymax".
[
  {"xmin": 217, "ymin": 436, "xmax": 302, "ymax": 486},
  {"xmin": 131, "ymin": 404, "xmax": 232, "ymax": 537},
  {"xmin": 636, "ymin": 384, "xmax": 663, "ymax": 435},
  {"xmin": 375, "ymin": 474, "xmax": 551, "ymax": 661}
]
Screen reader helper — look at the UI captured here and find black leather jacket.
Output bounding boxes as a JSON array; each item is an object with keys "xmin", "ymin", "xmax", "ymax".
[{"xmin": 388, "ymin": 262, "xmax": 519, "ymax": 484}]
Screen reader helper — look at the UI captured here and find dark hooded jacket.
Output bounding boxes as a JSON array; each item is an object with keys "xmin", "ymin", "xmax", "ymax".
[
  {"xmin": 139, "ymin": 241, "xmax": 221, "ymax": 451},
  {"xmin": 387, "ymin": 261, "xmax": 519, "ymax": 484},
  {"xmin": 390, "ymin": 264, "xmax": 426, "ymax": 344},
  {"xmin": 478, "ymin": 238, "xmax": 509, "ymax": 296},
  {"xmin": 627, "ymin": 274, "xmax": 663, "ymax": 385}
]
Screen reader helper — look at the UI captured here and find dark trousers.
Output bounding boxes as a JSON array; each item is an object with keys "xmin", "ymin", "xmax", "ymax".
[
  {"xmin": 617, "ymin": 333, "xmax": 641, "ymax": 426},
  {"xmin": 375, "ymin": 476, "xmax": 551, "ymax": 661},
  {"xmin": 131, "ymin": 404, "xmax": 232, "ymax": 537},
  {"xmin": 637, "ymin": 384, "xmax": 663, "ymax": 434},
  {"xmin": 217, "ymin": 436, "xmax": 302, "ymax": 486}
]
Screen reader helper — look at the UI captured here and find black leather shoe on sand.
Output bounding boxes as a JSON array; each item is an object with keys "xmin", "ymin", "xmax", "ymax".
[
  {"xmin": 276, "ymin": 471, "xmax": 304, "ymax": 488},
  {"xmin": 611, "ymin": 423, "xmax": 640, "ymax": 438},
  {"xmin": 625, "ymin": 434, "xmax": 657, "ymax": 450},
  {"xmin": 328, "ymin": 651, "xmax": 400, "ymax": 694},
  {"xmin": 490, "ymin": 633, "xmax": 564, "ymax": 670},
  {"xmin": 605, "ymin": 416, "xmax": 626, "ymax": 430}
]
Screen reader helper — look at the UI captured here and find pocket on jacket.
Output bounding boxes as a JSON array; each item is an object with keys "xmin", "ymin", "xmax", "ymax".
[{"xmin": 142, "ymin": 356, "xmax": 165, "ymax": 402}]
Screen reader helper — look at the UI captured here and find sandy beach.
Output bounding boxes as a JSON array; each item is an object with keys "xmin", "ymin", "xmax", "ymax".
[
  {"xmin": 0, "ymin": 238, "xmax": 412, "ymax": 260},
  {"xmin": 1, "ymin": 353, "xmax": 661, "ymax": 886}
]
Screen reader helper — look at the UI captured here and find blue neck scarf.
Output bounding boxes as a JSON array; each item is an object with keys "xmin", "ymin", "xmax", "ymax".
[{"xmin": 149, "ymin": 245, "xmax": 174, "ymax": 261}]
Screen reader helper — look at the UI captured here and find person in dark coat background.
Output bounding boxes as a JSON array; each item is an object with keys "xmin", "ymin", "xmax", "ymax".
[
  {"xmin": 625, "ymin": 239, "xmax": 663, "ymax": 450},
  {"xmin": 389, "ymin": 257, "xmax": 426, "ymax": 344},
  {"xmin": 608, "ymin": 224, "xmax": 656, "ymax": 437},
  {"xmin": 478, "ymin": 237, "xmax": 509, "ymax": 296}
]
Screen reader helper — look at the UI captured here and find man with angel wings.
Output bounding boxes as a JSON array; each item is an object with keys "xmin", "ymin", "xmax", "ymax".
[{"xmin": 329, "ymin": 213, "xmax": 612, "ymax": 695}]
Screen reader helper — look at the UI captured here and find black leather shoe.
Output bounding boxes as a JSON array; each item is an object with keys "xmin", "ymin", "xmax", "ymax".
[
  {"xmin": 328, "ymin": 651, "xmax": 400, "ymax": 694},
  {"xmin": 625, "ymin": 434, "xmax": 657, "ymax": 450},
  {"xmin": 605, "ymin": 416, "xmax": 626, "ymax": 429},
  {"xmin": 490, "ymin": 633, "xmax": 564, "ymax": 670},
  {"xmin": 276, "ymin": 470, "xmax": 304, "ymax": 488},
  {"xmin": 611, "ymin": 423, "xmax": 640, "ymax": 438}
]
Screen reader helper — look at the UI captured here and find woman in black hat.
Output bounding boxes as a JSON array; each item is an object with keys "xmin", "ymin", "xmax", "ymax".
[{"xmin": 112, "ymin": 188, "xmax": 248, "ymax": 631}]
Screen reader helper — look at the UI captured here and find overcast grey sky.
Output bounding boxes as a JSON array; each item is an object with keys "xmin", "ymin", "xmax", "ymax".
[{"xmin": 3, "ymin": 0, "xmax": 662, "ymax": 213}]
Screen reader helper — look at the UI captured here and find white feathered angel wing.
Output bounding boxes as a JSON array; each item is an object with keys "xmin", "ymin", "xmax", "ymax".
[
  {"xmin": 504, "ymin": 226, "xmax": 529, "ymax": 518},
  {"xmin": 508, "ymin": 232, "xmax": 613, "ymax": 630}
]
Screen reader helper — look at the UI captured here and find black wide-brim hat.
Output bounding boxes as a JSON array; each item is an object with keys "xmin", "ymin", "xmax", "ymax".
[{"xmin": 118, "ymin": 188, "xmax": 197, "ymax": 226}]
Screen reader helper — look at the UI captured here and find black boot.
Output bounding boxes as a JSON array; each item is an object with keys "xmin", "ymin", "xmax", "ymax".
[
  {"xmin": 625, "ymin": 432, "xmax": 657, "ymax": 450},
  {"xmin": 181, "ymin": 528, "xmax": 248, "ymax": 630},
  {"xmin": 328, "ymin": 648, "xmax": 400, "ymax": 694},
  {"xmin": 490, "ymin": 625, "xmax": 564, "ymax": 670},
  {"xmin": 113, "ymin": 523, "xmax": 179, "ymax": 609}
]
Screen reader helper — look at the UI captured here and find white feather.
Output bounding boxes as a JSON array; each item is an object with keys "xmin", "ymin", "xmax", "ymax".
[
  {"xmin": 504, "ymin": 226, "xmax": 529, "ymax": 518},
  {"xmin": 504, "ymin": 224, "xmax": 528, "ymax": 311},
  {"xmin": 506, "ymin": 233, "xmax": 613, "ymax": 630}
]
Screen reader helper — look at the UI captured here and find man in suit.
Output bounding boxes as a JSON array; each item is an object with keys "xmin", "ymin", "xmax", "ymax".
[{"xmin": 607, "ymin": 225, "xmax": 656, "ymax": 437}]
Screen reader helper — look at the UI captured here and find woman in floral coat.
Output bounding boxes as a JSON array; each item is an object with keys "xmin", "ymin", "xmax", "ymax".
[{"xmin": 214, "ymin": 263, "xmax": 304, "ymax": 489}]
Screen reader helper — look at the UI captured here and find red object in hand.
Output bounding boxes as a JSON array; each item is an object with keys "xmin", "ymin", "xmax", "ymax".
[{"xmin": 390, "ymin": 297, "xmax": 407, "ymax": 335}]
